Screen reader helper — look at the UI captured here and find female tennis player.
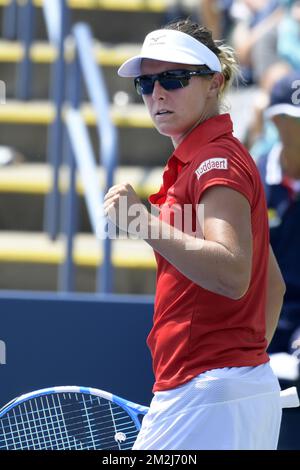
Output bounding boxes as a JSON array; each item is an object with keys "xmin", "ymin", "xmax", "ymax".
[{"xmin": 103, "ymin": 19, "xmax": 286, "ymax": 450}]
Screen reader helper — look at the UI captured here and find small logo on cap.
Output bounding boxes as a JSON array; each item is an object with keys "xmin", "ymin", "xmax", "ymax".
[{"xmin": 149, "ymin": 34, "xmax": 166, "ymax": 46}]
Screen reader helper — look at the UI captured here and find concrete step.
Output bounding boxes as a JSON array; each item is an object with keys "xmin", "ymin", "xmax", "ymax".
[
  {"xmin": 0, "ymin": 100, "xmax": 173, "ymax": 165},
  {"xmin": 0, "ymin": 230, "xmax": 156, "ymax": 268},
  {"xmin": 0, "ymin": 40, "xmax": 141, "ymax": 101},
  {"xmin": 0, "ymin": 2, "xmax": 167, "ymax": 44},
  {"xmin": 0, "ymin": 123, "xmax": 172, "ymax": 166},
  {"xmin": 0, "ymin": 100, "xmax": 152, "ymax": 126},
  {"xmin": 0, "ymin": 163, "xmax": 163, "ymax": 231},
  {"xmin": 0, "ymin": 231, "xmax": 156, "ymax": 293},
  {"xmin": 0, "ymin": 38, "xmax": 141, "ymax": 98},
  {"xmin": 0, "ymin": 0, "xmax": 167, "ymax": 13},
  {"xmin": 0, "ymin": 39, "xmax": 140, "ymax": 66},
  {"xmin": 0, "ymin": 260, "xmax": 156, "ymax": 293},
  {"xmin": 0, "ymin": 162, "xmax": 163, "ymax": 196},
  {"xmin": 0, "ymin": 230, "xmax": 156, "ymax": 293}
]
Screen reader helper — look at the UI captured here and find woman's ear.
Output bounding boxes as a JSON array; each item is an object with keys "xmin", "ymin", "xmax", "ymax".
[{"xmin": 207, "ymin": 73, "xmax": 224, "ymax": 98}]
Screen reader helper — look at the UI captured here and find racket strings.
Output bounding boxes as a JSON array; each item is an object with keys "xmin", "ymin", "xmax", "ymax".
[
  {"xmin": 1, "ymin": 418, "xmax": 135, "ymax": 450},
  {"xmin": 1, "ymin": 393, "xmax": 125, "ymax": 425},
  {"xmin": 0, "ymin": 393, "xmax": 139, "ymax": 450},
  {"xmin": 1, "ymin": 403, "xmax": 135, "ymax": 440},
  {"xmin": 0, "ymin": 412, "xmax": 136, "ymax": 447},
  {"xmin": 1, "ymin": 400, "xmax": 130, "ymax": 428},
  {"xmin": 0, "ymin": 412, "xmax": 136, "ymax": 449}
]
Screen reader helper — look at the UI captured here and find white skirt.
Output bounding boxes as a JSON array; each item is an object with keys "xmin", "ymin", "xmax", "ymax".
[{"xmin": 133, "ymin": 363, "xmax": 282, "ymax": 450}]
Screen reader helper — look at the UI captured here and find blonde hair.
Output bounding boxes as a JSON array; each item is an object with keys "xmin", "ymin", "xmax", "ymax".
[{"xmin": 215, "ymin": 41, "xmax": 240, "ymax": 98}]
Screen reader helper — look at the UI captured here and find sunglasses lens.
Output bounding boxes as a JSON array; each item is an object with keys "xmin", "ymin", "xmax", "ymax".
[
  {"xmin": 134, "ymin": 77, "xmax": 154, "ymax": 95},
  {"xmin": 160, "ymin": 77, "xmax": 189, "ymax": 91},
  {"xmin": 135, "ymin": 71, "xmax": 192, "ymax": 95}
]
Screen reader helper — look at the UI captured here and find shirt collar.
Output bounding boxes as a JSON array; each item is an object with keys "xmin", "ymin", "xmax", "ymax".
[{"xmin": 173, "ymin": 113, "xmax": 234, "ymax": 164}]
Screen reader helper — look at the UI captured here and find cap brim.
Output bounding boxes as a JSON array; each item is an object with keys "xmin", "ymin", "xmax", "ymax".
[
  {"xmin": 118, "ymin": 28, "xmax": 222, "ymax": 77},
  {"xmin": 118, "ymin": 56, "xmax": 143, "ymax": 77},
  {"xmin": 265, "ymin": 103, "xmax": 300, "ymax": 119},
  {"xmin": 117, "ymin": 51, "xmax": 207, "ymax": 77}
]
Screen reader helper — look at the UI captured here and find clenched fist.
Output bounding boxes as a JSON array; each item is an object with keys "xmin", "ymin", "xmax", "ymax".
[{"xmin": 103, "ymin": 183, "xmax": 150, "ymax": 238}]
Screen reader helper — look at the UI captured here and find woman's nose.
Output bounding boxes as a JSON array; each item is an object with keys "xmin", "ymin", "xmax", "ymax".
[{"xmin": 152, "ymin": 79, "xmax": 166, "ymax": 100}]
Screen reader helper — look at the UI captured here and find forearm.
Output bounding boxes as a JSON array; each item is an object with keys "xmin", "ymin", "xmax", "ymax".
[{"xmin": 145, "ymin": 213, "xmax": 249, "ymax": 299}]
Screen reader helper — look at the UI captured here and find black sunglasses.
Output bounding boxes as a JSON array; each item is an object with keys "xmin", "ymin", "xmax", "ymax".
[{"xmin": 134, "ymin": 68, "xmax": 215, "ymax": 95}]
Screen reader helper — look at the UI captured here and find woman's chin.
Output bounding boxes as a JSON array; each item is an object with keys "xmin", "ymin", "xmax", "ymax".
[{"xmin": 154, "ymin": 123, "xmax": 179, "ymax": 139}]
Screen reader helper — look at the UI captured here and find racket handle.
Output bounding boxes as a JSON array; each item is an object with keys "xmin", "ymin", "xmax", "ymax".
[{"xmin": 280, "ymin": 387, "xmax": 300, "ymax": 408}]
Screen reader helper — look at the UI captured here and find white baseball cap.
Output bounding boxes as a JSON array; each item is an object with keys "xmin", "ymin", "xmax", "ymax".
[{"xmin": 118, "ymin": 29, "xmax": 222, "ymax": 77}]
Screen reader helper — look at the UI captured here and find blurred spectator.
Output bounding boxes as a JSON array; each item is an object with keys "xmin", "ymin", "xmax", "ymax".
[
  {"xmin": 248, "ymin": 61, "xmax": 292, "ymax": 154},
  {"xmin": 252, "ymin": 0, "xmax": 300, "ymax": 85},
  {"xmin": 232, "ymin": 1, "xmax": 300, "ymax": 86},
  {"xmin": 256, "ymin": 71, "xmax": 300, "ymax": 354},
  {"xmin": 199, "ymin": 0, "xmax": 234, "ymax": 39},
  {"xmin": 165, "ymin": 0, "xmax": 189, "ymax": 22},
  {"xmin": 276, "ymin": 0, "xmax": 300, "ymax": 70},
  {"xmin": 165, "ymin": 1, "xmax": 234, "ymax": 38},
  {"xmin": 165, "ymin": 0, "xmax": 198, "ymax": 23},
  {"xmin": 231, "ymin": 0, "xmax": 283, "ymax": 84}
]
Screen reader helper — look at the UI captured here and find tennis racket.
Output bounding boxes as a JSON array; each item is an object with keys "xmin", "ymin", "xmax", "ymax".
[{"xmin": 0, "ymin": 386, "xmax": 149, "ymax": 450}]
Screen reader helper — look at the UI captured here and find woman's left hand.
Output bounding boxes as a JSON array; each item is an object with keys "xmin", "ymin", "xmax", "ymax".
[{"xmin": 103, "ymin": 183, "xmax": 149, "ymax": 236}]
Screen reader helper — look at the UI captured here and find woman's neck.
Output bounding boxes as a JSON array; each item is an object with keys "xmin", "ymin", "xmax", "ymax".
[{"xmin": 171, "ymin": 109, "xmax": 220, "ymax": 149}]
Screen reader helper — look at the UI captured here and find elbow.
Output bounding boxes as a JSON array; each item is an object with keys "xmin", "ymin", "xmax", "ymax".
[
  {"xmin": 229, "ymin": 268, "xmax": 287, "ymax": 302},
  {"xmin": 225, "ymin": 282, "xmax": 250, "ymax": 300},
  {"xmin": 216, "ymin": 252, "xmax": 252, "ymax": 300},
  {"xmin": 217, "ymin": 273, "xmax": 251, "ymax": 300},
  {"xmin": 272, "ymin": 266, "xmax": 286, "ymax": 299},
  {"xmin": 222, "ymin": 261, "xmax": 252, "ymax": 300},
  {"xmin": 278, "ymin": 276, "xmax": 286, "ymax": 298}
]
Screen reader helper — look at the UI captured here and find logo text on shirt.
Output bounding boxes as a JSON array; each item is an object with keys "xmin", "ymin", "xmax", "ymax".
[{"xmin": 195, "ymin": 158, "xmax": 228, "ymax": 180}]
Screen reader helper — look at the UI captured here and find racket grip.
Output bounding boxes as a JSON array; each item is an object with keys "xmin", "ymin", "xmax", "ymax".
[{"xmin": 280, "ymin": 387, "xmax": 300, "ymax": 408}]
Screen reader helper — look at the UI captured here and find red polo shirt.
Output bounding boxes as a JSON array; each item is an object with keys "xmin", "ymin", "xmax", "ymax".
[{"xmin": 148, "ymin": 113, "xmax": 269, "ymax": 393}]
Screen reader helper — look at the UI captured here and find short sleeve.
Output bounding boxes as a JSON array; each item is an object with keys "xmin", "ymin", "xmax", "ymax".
[{"xmin": 187, "ymin": 147, "xmax": 256, "ymax": 207}]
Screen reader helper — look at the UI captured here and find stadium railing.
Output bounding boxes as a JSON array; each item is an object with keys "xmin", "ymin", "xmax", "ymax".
[{"xmin": 2, "ymin": 0, "xmax": 118, "ymax": 293}]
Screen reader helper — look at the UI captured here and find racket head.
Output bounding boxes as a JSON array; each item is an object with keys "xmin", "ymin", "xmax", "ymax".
[{"xmin": 0, "ymin": 385, "xmax": 149, "ymax": 450}]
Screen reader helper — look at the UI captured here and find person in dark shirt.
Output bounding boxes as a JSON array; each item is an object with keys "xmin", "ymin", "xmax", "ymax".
[{"xmin": 258, "ymin": 71, "xmax": 300, "ymax": 354}]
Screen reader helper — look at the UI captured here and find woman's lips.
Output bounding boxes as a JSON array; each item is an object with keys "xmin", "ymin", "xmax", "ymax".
[
  {"xmin": 155, "ymin": 110, "xmax": 173, "ymax": 120},
  {"xmin": 156, "ymin": 109, "xmax": 172, "ymax": 115}
]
